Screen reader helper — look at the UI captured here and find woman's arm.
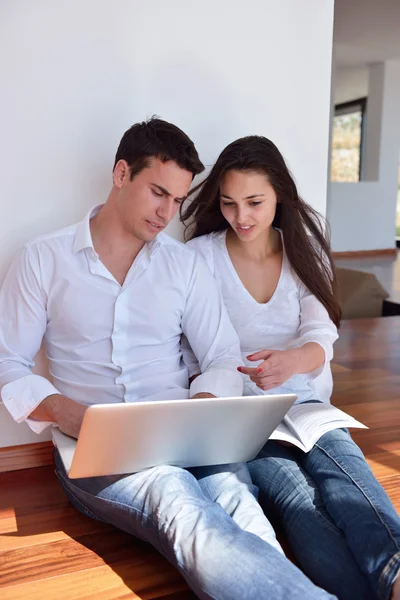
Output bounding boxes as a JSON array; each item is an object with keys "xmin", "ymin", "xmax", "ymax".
[{"xmin": 239, "ymin": 285, "xmax": 338, "ymax": 391}]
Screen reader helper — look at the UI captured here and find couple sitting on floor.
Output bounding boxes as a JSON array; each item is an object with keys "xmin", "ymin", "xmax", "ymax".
[{"xmin": 0, "ymin": 118, "xmax": 399, "ymax": 600}]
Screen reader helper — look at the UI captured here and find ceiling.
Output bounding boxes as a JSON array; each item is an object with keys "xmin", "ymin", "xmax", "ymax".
[{"xmin": 334, "ymin": 0, "xmax": 400, "ymax": 68}]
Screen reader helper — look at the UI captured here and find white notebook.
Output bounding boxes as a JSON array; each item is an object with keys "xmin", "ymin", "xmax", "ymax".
[{"xmin": 269, "ymin": 402, "xmax": 367, "ymax": 452}]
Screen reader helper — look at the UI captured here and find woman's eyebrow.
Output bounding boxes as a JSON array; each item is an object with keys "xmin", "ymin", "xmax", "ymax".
[{"xmin": 220, "ymin": 193, "xmax": 265, "ymax": 200}]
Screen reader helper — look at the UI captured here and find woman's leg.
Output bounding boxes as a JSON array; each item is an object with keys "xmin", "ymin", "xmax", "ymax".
[
  {"xmin": 248, "ymin": 440, "xmax": 375, "ymax": 600},
  {"xmin": 301, "ymin": 428, "xmax": 400, "ymax": 600}
]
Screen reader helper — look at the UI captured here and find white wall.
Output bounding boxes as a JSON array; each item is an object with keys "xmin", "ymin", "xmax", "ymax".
[
  {"xmin": 329, "ymin": 60, "xmax": 400, "ymax": 252},
  {"xmin": 0, "ymin": 0, "xmax": 335, "ymax": 447}
]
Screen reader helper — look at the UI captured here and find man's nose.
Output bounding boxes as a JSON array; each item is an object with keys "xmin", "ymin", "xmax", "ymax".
[{"xmin": 156, "ymin": 197, "xmax": 176, "ymax": 223}]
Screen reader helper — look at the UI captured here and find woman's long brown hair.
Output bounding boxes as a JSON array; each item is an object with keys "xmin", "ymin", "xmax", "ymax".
[{"xmin": 180, "ymin": 135, "xmax": 341, "ymax": 327}]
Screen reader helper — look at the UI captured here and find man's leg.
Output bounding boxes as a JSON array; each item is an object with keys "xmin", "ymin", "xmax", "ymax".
[
  {"xmin": 248, "ymin": 441, "xmax": 375, "ymax": 600},
  {"xmin": 190, "ymin": 462, "xmax": 284, "ymax": 554},
  {"xmin": 55, "ymin": 451, "xmax": 336, "ymax": 600},
  {"xmin": 303, "ymin": 428, "xmax": 400, "ymax": 600}
]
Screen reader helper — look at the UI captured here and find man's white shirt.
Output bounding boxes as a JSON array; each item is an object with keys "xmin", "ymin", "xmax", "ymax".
[{"xmin": 0, "ymin": 206, "xmax": 243, "ymax": 433}]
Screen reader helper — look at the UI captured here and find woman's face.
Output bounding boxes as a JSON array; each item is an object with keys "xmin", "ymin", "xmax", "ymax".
[{"xmin": 219, "ymin": 170, "xmax": 278, "ymax": 242}]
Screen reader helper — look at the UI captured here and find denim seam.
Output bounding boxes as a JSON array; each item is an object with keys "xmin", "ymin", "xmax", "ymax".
[
  {"xmin": 55, "ymin": 468, "xmax": 107, "ymax": 522},
  {"xmin": 314, "ymin": 440, "xmax": 400, "ymax": 554},
  {"xmin": 378, "ymin": 550, "xmax": 400, "ymax": 600},
  {"xmin": 55, "ymin": 468, "xmax": 222, "ymax": 600},
  {"xmin": 56, "ymin": 467, "xmax": 155, "ymax": 525}
]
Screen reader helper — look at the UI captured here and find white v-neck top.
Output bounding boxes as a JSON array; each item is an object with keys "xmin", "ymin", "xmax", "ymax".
[{"xmin": 185, "ymin": 230, "xmax": 338, "ymax": 404}]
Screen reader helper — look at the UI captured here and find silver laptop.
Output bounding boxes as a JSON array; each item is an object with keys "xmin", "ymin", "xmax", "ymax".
[{"xmin": 53, "ymin": 394, "xmax": 297, "ymax": 478}]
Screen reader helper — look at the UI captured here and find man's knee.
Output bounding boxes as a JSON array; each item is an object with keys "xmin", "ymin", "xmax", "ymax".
[{"xmin": 143, "ymin": 465, "xmax": 208, "ymax": 518}]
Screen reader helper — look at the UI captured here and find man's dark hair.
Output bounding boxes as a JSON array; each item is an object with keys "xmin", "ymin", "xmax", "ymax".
[{"xmin": 114, "ymin": 117, "xmax": 204, "ymax": 180}]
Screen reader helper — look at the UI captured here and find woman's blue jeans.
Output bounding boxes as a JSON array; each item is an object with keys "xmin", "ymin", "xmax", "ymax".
[{"xmin": 248, "ymin": 427, "xmax": 400, "ymax": 600}]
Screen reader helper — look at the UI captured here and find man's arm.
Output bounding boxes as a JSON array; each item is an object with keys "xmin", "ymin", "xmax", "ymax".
[
  {"xmin": 30, "ymin": 394, "xmax": 87, "ymax": 438},
  {"xmin": 0, "ymin": 246, "xmax": 84, "ymax": 435},
  {"xmin": 181, "ymin": 254, "xmax": 243, "ymax": 398}
]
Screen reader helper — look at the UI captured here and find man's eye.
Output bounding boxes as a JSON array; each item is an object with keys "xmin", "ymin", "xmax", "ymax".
[{"xmin": 152, "ymin": 189, "xmax": 163, "ymax": 197}]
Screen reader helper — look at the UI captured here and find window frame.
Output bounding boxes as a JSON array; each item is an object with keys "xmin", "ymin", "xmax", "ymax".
[{"xmin": 333, "ymin": 97, "xmax": 367, "ymax": 181}]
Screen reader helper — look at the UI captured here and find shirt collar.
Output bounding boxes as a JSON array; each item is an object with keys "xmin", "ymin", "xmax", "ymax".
[
  {"xmin": 73, "ymin": 204, "xmax": 103, "ymax": 255},
  {"xmin": 73, "ymin": 203, "xmax": 164, "ymax": 258},
  {"xmin": 147, "ymin": 234, "xmax": 163, "ymax": 257}
]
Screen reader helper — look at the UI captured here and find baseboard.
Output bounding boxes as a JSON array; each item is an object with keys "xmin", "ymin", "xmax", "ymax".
[
  {"xmin": 0, "ymin": 402, "xmax": 52, "ymax": 448},
  {"xmin": 332, "ymin": 248, "xmax": 397, "ymax": 259},
  {"xmin": 0, "ymin": 441, "xmax": 54, "ymax": 473}
]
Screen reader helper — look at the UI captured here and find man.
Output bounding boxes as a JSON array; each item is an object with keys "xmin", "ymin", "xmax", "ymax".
[{"xmin": 0, "ymin": 118, "xmax": 335, "ymax": 600}]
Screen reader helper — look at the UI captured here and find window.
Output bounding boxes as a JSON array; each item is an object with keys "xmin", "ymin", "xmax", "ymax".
[{"xmin": 331, "ymin": 98, "xmax": 367, "ymax": 182}]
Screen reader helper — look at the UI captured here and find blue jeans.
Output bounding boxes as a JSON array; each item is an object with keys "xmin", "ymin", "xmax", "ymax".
[
  {"xmin": 55, "ymin": 451, "xmax": 336, "ymax": 600},
  {"xmin": 248, "ymin": 428, "xmax": 400, "ymax": 600}
]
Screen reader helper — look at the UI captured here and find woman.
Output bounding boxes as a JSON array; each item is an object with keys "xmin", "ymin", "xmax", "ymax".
[{"xmin": 180, "ymin": 135, "xmax": 400, "ymax": 600}]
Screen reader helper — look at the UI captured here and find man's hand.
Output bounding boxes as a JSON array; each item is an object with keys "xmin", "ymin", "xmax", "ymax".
[
  {"xmin": 191, "ymin": 393, "xmax": 216, "ymax": 399},
  {"xmin": 238, "ymin": 349, "xmax": 300, "ymax": 391},
  {"xmin": 29, "ymin": 394, "xmax": 88, "ymax": 439}
]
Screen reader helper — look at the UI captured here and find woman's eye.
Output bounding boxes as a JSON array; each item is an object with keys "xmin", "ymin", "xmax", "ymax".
[{"xmin": 222, "ymin": 202, "xmax": 234, "ymax": 207}]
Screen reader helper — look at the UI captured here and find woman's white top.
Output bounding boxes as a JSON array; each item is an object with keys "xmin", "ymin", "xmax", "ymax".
[{"xmin": 185, "ymin": 230, "xmax": 338, "ymax": 404}]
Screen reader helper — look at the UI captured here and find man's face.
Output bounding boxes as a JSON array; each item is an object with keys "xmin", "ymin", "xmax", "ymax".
[{"xmin": 114, "ymin": 157, "xmax": 192, "ymax": 242}]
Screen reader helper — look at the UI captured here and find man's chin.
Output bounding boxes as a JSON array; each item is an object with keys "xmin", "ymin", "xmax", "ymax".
[{"xmin": 136, "ymin": 229, "xmax": 161, "ymax": 243}]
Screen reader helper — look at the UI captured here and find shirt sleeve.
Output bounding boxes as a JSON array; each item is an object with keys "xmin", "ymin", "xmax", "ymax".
[
  {"xmin": 182, "ymin": 253, "xmax": 243, "ymax": 398},
  {"xmin": 0, "ymin": 246, "xmax": 60, "ymax": 432},
  {"xmin": 290, "ymin": 282, "xmax": 338, "ymax": 379},
  {"xmin": 181, "ymin": 334, "xmax": 201, "ymax": 378}
]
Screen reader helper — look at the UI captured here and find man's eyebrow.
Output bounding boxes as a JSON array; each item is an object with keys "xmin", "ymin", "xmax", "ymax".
[
  {"xmin": 220, "ymin": 193, "xmax": 265, "ymax": 200},
  {"xmin": 151, "ymin": 183, "xmax": 187, "ymax": 201}
]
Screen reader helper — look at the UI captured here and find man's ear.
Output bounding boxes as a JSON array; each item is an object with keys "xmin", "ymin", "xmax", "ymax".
[{"xmin": 113, "ymin": 160, "xmax": 130, "ymax": 189}]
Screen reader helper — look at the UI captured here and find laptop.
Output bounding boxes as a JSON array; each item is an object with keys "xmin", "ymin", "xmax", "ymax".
[{"xmin": 52, "ymin": 393, "xmax": 297, "ymax": 478}]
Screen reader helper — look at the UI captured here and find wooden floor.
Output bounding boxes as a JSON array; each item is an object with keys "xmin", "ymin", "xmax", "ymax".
[{"xmin": 1, "ymin": 317, "xmax": 399, "ymax": 599}]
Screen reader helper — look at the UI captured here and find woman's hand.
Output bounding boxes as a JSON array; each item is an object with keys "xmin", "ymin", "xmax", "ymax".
[{"xmin": 238, "ymin": 349, "xmax": 300, "ymax": 391}]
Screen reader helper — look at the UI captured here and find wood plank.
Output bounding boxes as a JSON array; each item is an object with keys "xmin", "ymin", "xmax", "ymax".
[
  {"xmin": 379, "ymin": 475, "xmax": 400, "ymax": 509},
  {"xmin": 0, "ymin": 552, "xmax": 192, "ymax": 600},
  {"xmin": 0, "ymin": 442, "xmax": 54, "ymax": 473},
  {"xmin": 365, "ymin": 450, "xmax": 400, "ymax": 481},
  {"xmin": 0, "ymin": 531, "xmax": 154, "ymax": 587},
  {"xmin": 351, "ymin": 426, "xmax": 400, "ymax": 454},
  {"xmin": 0, "ymin": 566, "xmax": 140, "ymax": 600},
  {"xmin": 332, "ymin": 248, "xmax": 397, "ymax": 259}
]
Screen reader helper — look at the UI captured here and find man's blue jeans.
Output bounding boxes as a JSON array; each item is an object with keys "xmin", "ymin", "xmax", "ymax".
[
  {"xmin": 55, "ymin": 451, "xmax": 336, "ymax": 600},
  {"xmin": 248, "ymin": 428, "xmax": 400, "ymax": 600}
]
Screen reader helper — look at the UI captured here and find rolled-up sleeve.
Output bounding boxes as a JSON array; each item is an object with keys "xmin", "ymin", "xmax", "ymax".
[
  {"xmin": 291, "ymin": 285, "xmax": 338, "ymax": 378},
  {"xmin": 182, "ymin": 254, "xmax": 243, "ymax": 398},
  {"xmin": 0, "ymin": 246, "xmax": 60, "ymax": 432}
]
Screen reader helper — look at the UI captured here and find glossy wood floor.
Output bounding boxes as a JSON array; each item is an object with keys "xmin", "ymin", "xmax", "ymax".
[{"xmin": 1, "ymin": 317, "xmax": 399, "ymax": 599}]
